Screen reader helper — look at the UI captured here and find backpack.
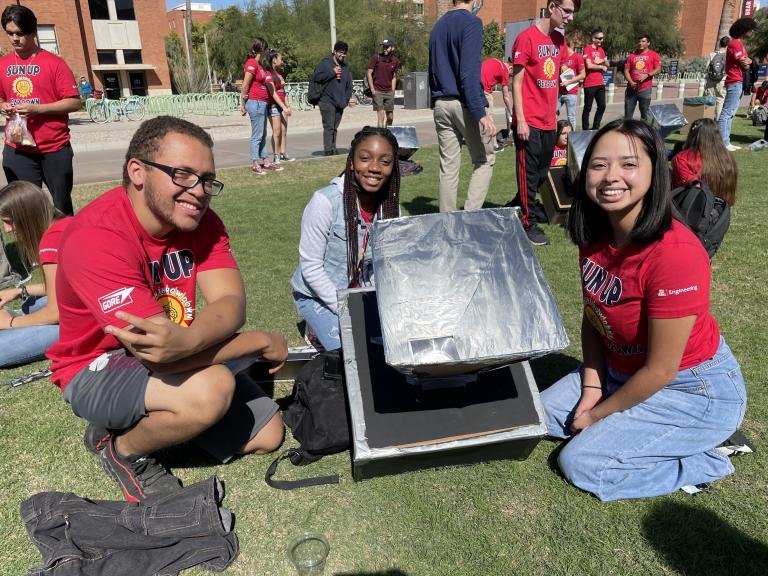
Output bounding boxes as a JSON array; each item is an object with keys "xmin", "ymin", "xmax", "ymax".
[
  {"xmin": 671, "ymin": 180, "xmax": 730, "ymax": 259},
  {"xmin": 706, "ymin": 52, "xmax": 726, "ymax": 83},
  {"xmin": 265, "ymin": 351, "xmax": 352, "ymax": 490},
  {"xmin": 751, "ymin": 105, "xmax": 768, "ymax": 126},
  {"xmin": 307, "ymin": 63, "xmax": 328, "ymax": 106},
  {"xmin": 363, "ymin": 54, "xmax": 380, "ymax": 98}
]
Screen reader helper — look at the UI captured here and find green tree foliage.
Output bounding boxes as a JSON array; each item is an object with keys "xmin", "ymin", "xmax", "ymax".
[
  {"xmin": 165, "ymin": 30, "xmax": 211, "ymax": 93},
  {"xmin": 482, "ymin": 21, "xmax": 505, "ymax": 59},
  {"xmin": 569, "ymin": 0, "xmax": 684, "ymax": 58},
  {"xmin": 746, "ymin": 8, "xmax": 768, "ymax": 60},
  {"xmin": 200, "ymin": 0, "xmax": 432, "ymax": 83}
]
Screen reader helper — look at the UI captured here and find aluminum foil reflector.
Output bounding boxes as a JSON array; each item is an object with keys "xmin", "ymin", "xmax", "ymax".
[{"xmin": 649, "ymin": 103, "xmax": 688, "ymax": 139}]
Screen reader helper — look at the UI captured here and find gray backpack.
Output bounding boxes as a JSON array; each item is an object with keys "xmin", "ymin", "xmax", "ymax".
[
  {"xmin": 750, "ymin": 105, "xmax": 767, "ymax": 127},
  {"xmin": 707, "ymin": 52, "xmax": 726, "ymax": 83}
]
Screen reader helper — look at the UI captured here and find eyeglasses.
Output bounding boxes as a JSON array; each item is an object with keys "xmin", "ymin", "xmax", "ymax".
[
  {"xmin": 139, "ymin": 159, "xmax": 224, "ymax": 196},
  {"xmin": 555, "ymin": 4, "xmax": 575, "ymax": 16}
]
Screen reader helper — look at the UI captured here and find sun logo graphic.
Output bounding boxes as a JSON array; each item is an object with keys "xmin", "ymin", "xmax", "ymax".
[
  {"xmin": 635, "ymin": 60, "xmax": 646, "ymax": 71},
  {"xmin": 584, "ymin": 298, "xmax": 614, "ymax": 341},
  {"xmin": 155, "ymin": 287, "xmax": 194, "ymax": 327},
  {"xmin": 12, "ymin": 76, "xmax": 33, "ymax": 98},
  {"xmin": 543, "ymin": 57, "xmax": 556, "ymax": 79}
]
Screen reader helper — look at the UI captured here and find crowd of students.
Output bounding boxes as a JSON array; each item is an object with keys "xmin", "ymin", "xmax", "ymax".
[{"xmin": 0, "ymin": 0, "xmax": 757, "ymax": 505}]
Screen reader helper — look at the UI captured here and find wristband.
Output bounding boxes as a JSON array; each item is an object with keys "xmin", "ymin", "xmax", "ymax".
[{"xmin": 582, "ymin": 385, "xmax": 602, "ymax": 390}]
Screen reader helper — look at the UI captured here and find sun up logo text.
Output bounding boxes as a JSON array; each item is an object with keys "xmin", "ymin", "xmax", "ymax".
[{"xmin": 98, "ymin": 287, "xmax": 135, "ymax": 313}]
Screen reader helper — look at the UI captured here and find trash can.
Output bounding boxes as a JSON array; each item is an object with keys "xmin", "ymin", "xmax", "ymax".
[{"xmin": 403, "ymin": 72, "xmax": 430, "ymax": 110}]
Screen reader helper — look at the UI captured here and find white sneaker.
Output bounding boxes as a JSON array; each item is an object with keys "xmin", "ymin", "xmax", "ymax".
[{"xmin": 726, "ymin": 144, "xmax": 741, "ymax": 151}]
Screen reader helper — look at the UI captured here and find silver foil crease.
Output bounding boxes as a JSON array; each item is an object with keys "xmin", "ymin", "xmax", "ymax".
[
  {"xmin": 649, "ymin": 103, "xmax": 688, "ymax": 138},
  {"xmin": 387, "ymin": 126, "xmax": 420, "ymax": 160},
  {"xmin": 370, "ymin": 208, "xmax": 569, "ymax": 375}
]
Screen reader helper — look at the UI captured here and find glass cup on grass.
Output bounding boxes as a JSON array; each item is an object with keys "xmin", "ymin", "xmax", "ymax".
[{"xmin": 287, "ymin": 532, "xmax": 330, "ymax": 575}]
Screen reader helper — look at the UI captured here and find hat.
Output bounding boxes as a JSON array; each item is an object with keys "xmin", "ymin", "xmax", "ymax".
[{"xmin": 382, "ymin": 38, "xmax": 395, "ymax": 47}]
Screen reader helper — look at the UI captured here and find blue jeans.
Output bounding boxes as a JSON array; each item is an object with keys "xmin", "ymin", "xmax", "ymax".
[
  {"xmin": 718, "ymin": 83, "xmax": 743, "ymax": 146},
  {"xmin": 540, "ymin": 337, "xmax": 746, "ymax": 501},
  {"xmin": 245, "ymin": 99, "xmax": 269, "ymax": 161},
  {"xmin": 558, "ymin": 94, "xmax": 577, "ymax": 129},
  {"xmin": 293, "ymin": 292, "xmax": 341, "ymax": 351},
  {"xmin": 0, "ymin": 296, "xmax": 59, "ymax": 368}
]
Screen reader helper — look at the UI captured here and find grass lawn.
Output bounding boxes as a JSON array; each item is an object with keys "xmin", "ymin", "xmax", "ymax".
[{"xmin": 1, "ymin": 116, "xmax": 767, "ymax": 575}]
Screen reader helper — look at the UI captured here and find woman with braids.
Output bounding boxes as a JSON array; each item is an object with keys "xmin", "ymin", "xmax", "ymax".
[
  {"xmin": 671, "ymin": 118, "xmax": 737, "ymax": 207},
  {"xmin": 291, "ymin": 127, "xmax": 401, "ymax": 351},
  {"xmin": 240, "ymin": 37, "xmax": 283, "ymax": 175},
  {"xmin": 541, "ymin": 119, "xmax": 746, "ymax": 501},
  {"xmin": 264, "ymin": 49, "xmax": 294, "ymax": 165},
  {"xmin": 0, "ymin": 181, "xmax": 71, "ymax": 367}
]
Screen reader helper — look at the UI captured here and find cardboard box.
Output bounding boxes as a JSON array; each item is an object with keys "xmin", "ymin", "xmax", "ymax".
[
  {"xmin": 681, "ymin": 104, "xmax": 716, "ymax": 135},
  {"xmin": 338, "ymin": 288, "xmax": 548, "ymax": 481},
  {"xmin": 539, "ymin": 167, "xmax": 574, "ymax": 226}
]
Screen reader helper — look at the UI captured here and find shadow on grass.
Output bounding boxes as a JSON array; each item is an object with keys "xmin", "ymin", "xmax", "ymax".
[
  {"xmin": 335, "ymin": 571, "xmax": 410, "ymax": 576},
  {"xmin": 400, "ymin": 195, "xmax": 437, "ymax": 215},
  {"xmin": 530, "ymin": 353, "xmax": 580, "ymax": 392},
  {"xmin": 643, "ymin": 501, "xmax": 768, "ymax": 576}
]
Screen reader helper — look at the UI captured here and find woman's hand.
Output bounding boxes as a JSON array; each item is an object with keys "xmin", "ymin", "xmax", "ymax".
[
  {"xmin": 0, "ymin": 308, "xmax": 15, "ymax": 329},
  {"xmin": 572, "ymin": 408, "xmax": 601, "ymax": 432},
  {"xmin": 283, "ymin": 106, "xmax": 292, "ymax": 118},
  {"xmin": 571, "ymin": 387, "xmax": 603, "ymax": 433},
  {"xmin": 0, "ymin": 287, "xmax": 21, "ymax": 307}
]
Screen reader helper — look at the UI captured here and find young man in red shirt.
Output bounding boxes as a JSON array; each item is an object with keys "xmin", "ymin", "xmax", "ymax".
[
  {"xmin": 582, "ymin": 29, "xmax": 608, "ymax": 131},
  {"xmin": 719, "ymin": 18, "xmax": 757, "ymax": 151},
  {"xmin": 509, "ymin": 0, "xmax": 579, "ymax": 246},
  {"xmin": 0, "ymin": 5, "xmax": 81, "ymax": 215},
  {"xmin": 623, "ymin": 35, "xmax": 661, "ymax": 121},
  {"xmin": 558, "ymin": 38, "xmax": 585, "ymax": 131},
  {"xmin": 367, "ymin": 39, "xmax": 400, "ymax": 128},
  {"xmin": 48, "ymin": 116, "xmax": 288, "ymax": 502}
]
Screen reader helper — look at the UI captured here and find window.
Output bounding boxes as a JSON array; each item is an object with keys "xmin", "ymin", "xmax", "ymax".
[
  {"xmin": 37, "ymin": 25, "xmax": 59, "ymax": 54},
  {"xmin": 97, "ymin": 50, "xmax": 118, "ymax": 65},
  {"xmin": 123, "ymin": 50, "xmax": 142, "ymax": 64},
  {"xmin": 88, "ymin": 0, "xmax": 110, "ymax": 20},
  {"xmin": 115, "ymin": 0, "xmax": 136, "ymax": 20}
]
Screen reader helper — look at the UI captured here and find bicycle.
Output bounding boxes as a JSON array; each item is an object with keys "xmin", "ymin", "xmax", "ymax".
[
  {"xmin": 352, "ymin": 81, "xmax": 372, "ymax": 106},
  {"xmin": 89, "ymin": 95, "xmax": 147, "ymax": 123}
]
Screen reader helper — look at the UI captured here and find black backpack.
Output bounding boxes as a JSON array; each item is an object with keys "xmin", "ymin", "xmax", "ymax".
[
  {"xmin": 265, "ymin": 351, "xmax": 352, "ymax": 489},
  {"xmin": 706, "ymin": 52, "xmax": 726, "ymax": 83},
  {"xmin": 307, "ymin": 64, "xmax": 327, "ymax": 106},
  {"xmin": 671, "ymin": 180, "xmax": 730, "ymax": 259}
]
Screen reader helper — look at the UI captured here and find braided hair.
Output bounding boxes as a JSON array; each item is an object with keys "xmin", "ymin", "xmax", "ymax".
[{"xmin": 343, "ymin": 127, "xmax": 401, "ymax": 287}]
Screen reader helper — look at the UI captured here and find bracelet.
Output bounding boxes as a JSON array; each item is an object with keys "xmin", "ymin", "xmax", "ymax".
[
  {"xmin": 9, "ymin": 315, "xmax": 15, "ymax": 328},
  {"xmin": 582, "ymin": 385, "xmax": 602, "ymax": 390},
  {"xmin": 19, "ymin": 284, "xmax": 29, "ymax": 300}
]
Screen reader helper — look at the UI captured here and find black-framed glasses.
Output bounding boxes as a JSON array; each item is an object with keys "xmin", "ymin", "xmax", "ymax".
[
  {"xmin": 139, "ymin": 159, "xmax": 224, "ymax": 196},
  {"xmin": 555, "ymin": 4, "xmax": 575, "ymax": 16}
]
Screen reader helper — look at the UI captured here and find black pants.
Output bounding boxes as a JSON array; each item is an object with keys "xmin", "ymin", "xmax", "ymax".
[
  {"xmin": 624, "ymin": 87, "xmax": 652, "ymax": 121},
  {"xmin": 582, "ymin": 85, "xmax": 606, "ymax": 130},
  {"xmin": 318, "ymin": 102, "xmax": 344, "ymax": 154},
  {"xmin": 21, "ymin": 476, "xmax": 238, "ymax": 576},
  {"xmin": 512, "ymin": 126, "xmax": 557, "ymax": 229},
  {"xmin": 3, "ymin": 144, "xmax": 74, "ymax": 215}
]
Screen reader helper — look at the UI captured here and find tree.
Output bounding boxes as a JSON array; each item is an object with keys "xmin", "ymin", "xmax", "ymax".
[
  {"xmin": 569, "ymin": 0, "xmax": 684, "ymax": 58},
  {"xmin": 165, "ymin": 30, "xmax": 210, "ymax": 93},
  {"xmin": 483, "ymin": 21, "xmax": 505, "ymax": 59},
  {"xmin": 746, "ymin": 8, "xmax": 768, "ymax": 60}
]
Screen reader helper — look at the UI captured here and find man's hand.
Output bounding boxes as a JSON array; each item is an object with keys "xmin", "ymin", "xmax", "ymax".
[
  {"xmin": 105, "ymin": 311, "xmax": 196, "ymax": 364},
  {"xmin": 480, "ymin": 115, "xmax": 496, "ymax": 138},
  {"xmin": 0, "ymin": 287, "xmax": 21, "ymax": 307},
  {"xmin": 257, "ymin": 332, "xmax": 289, "ymax": 374},
  {"xmin": 516, "ymin": 118, "xmax": 530, "ymax": 141},
  {"xmin": 0, "ymin": 102, "xmax": 13, "ymax": 116},
  {"xmin": 14, "ymin": 102, "xmax": 40, "ymax": 116},
  {"xmin": 0, "ymin": 308, "xmax": 14, "ymax": 329},
  {"xmin": 627, "ymin": 79, "xmax": 637, "ymax": 89}
]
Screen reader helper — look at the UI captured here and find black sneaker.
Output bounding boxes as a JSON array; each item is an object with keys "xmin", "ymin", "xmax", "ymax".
[
  {"xmin": 280, "ymin": 153, "xmax": 296, "ymax": 162},
  {"xmin": 717, "ymin": 429, "xmax": 756, "ymax": 457},
  {"xmin": 525, "ymin": 224, "xmax": 550, "ymax": 246},
  {"xmin": 100, "ymin": 436, "xmax": 182, "ymax": 502},
  {"xmin": 84, "ymin": 423, "xmax": 112, "ymax": 455}
]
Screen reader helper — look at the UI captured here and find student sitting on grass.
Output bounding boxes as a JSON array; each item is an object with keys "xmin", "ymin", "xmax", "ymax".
[
  {"xmin": 540, "ymin": 119, "xmax": 747, "ymax": 501},
  {"xmin": 671, "ymin": 118, "xmax": 737, "ymax": 207},
  {"xmin": 550, "ymin": 119, "xmax": 572, "ymax": 168},
  {"xmin": 291, "ymin": 127, "xmax": 401, "ymax": 351},
  {"xmin": 0, "ymin": 181, "xmax": 70, "ymax": 367}
]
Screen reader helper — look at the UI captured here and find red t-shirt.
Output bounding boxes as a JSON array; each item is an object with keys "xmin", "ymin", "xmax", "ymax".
[
  {"xmin": 481, "ymin": 58, "xmax": 509, "ymax": 93},
  {"xmin": 559, "ymin": 51, "xmax": 584, "ymax": 95},
  {"xmin": 48, "ymin": 186, "xmax": 238, "ymax": 389},
  {"xmin": 725, "ymin": 39, "xmax": 747, "ymax": 86},
  {"xmin": 583, "ymin": 45, "xmax": 607, "ymax": 88},
  {"xmin": 244, "ymin": 57, "xmax": 269, "ymax": 101},
  {"xmin": 264, "ymin": 70, "xmax": 286, "ymax": 105},
  {"xmin": 626, "ymin": 50, "xmax": 661, "ymax": 91},
  {"xmin": 511, "ymin": 25, "xmax": 566, "ymax": 131},
  {"xmin": 671, "ymin": 149, "xmax": 702, "ymax": 188},
  {"xmin": 0, "ymin": 50, "xmax": 78, "ymax": 154},
  {"xmin": 38, "ymin": 217, "xmax": 72, "ymax": 265},
  {"xmin": 551, "ymin": 144, "xmax": 568, "ymax": 167},
  {"xmin": 579, "ymin": 219, "xmax": 719, "ymax": 375},
  {"xmin": 755, "ymin": 85, "xmax": 768, "ymax": 105}
]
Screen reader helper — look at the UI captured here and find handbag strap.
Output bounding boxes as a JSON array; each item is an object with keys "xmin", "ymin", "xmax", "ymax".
[{"xmin": 264, "ymin": 449, "xmax": 340, "ymax": 490}]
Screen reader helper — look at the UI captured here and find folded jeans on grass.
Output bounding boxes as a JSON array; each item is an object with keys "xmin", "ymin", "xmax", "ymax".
[{"xmin": 21, "ymin": 476, "xmax": 238, "ymax": 576}]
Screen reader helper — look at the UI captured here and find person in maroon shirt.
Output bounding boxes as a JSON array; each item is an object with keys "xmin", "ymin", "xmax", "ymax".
[
  {"xmin": 367, "ymin": 39, "xmax": 400, "ymax": 128},
  {"xmin": 623, "ymin": 35, "xmax": 661, "ymax": 121},
  {"xmin": 0, "ymin": 6, "xmax": 81, "ymax": 216}
]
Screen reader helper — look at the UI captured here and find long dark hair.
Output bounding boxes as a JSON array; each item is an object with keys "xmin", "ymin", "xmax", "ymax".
[
  {"xmin": 343, "ymin": 127, "xmax": 401, "ymax": 287},
  {"xmin": 264, "ymin": 48, "xmax": 281, "ymax": 75},
  {"xmin": 567, "ymin": 119, "xmax": 672, "ymax": 246},
  {"xmin": 248, "ymin": 37, "xmax": 267, "ymax": 59},
  {"xmin": 681, "ymin": 118, "xmax": 737, "ymax": 206}
]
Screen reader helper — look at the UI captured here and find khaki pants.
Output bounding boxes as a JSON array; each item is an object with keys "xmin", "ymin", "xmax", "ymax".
[
  {"xmin": 433, "ymin": 98, "xmax": 495, "ymax": 212},
  {"xmin": 705, "ymin": 79, "xmax": 726, "ymax": 120}
]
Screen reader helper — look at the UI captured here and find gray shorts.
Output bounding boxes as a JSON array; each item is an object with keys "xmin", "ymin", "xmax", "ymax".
[
  {"xmin": 64, "ymin": 349, "xmax": 278, "ymax": 463},
  {"xmin": 373, "ymin": 90, "xmax": 395, "ymax": 112}
]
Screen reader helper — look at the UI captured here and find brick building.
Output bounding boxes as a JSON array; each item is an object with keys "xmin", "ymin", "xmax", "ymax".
[
  {"xmin": 424, "ymin": 0, "xmax": 748, "ymax": 58},
  {"xmin": 166, "ymin": 2, "xmax": 214, "ymax": 43},
  {"xmin": 13, "ymin": 0, "xmax": 171, "ymax": 98}
]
